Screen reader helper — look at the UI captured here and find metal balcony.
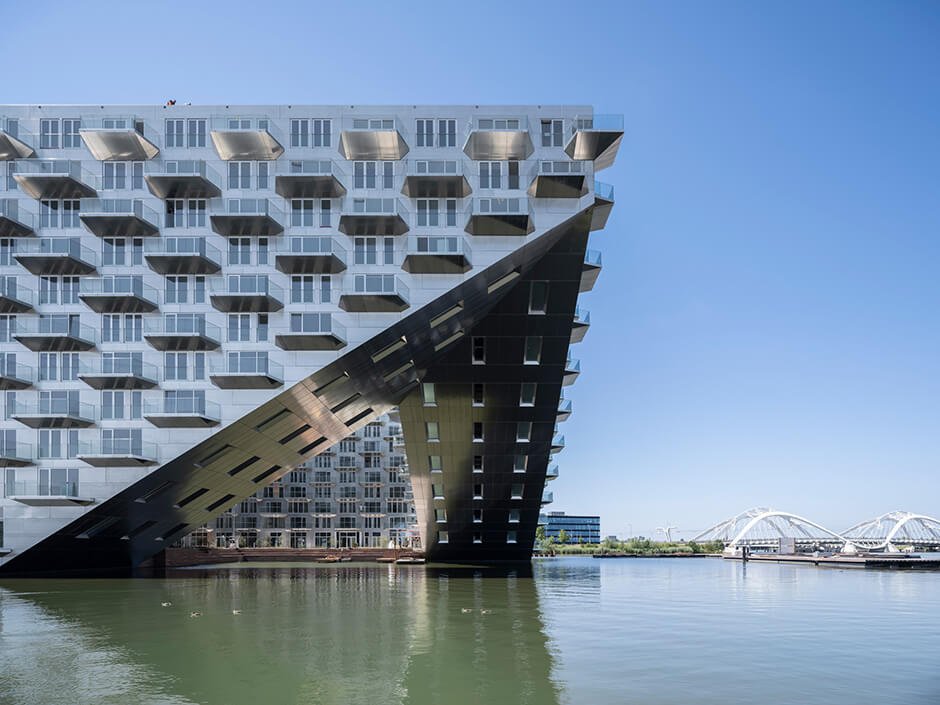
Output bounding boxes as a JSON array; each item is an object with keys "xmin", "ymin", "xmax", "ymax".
[
  {"xmin": 565, "ymin": 114, "xmax": 624, "ymax": 171},
  {"xmin": 144, "ymin": 160, "xmax": 222, "ymax": 199},
  {"xmin": 339, "ymin": 117, "xmax": 409, "ymax": 161},
  {"xmin": 209, "ymin": 353, "xmax": 284, "ymax": 390},
  {"xmin": 401, "ymin": 160, "xmax": 472, "ymax": 198},
  {"xmin": 591, "ymin": 181, "xmax": 614, "ymax": 231},
  {"xmin": 13, "ymin": 237, "xmax": 97, "ymax": 275},
  {"xmin": 79, "ymin": 199, "xmax": 159, "ymax": 238},
  {"xmin": 5, "ymin": 481, "xmax": 94, "ymax": 507},
  {"xmin": 79, "ymin": 276, "xmax": 159, "ymax": 313},
  {"xmin": 0, "ymin": 119, "xmax": 35, "ymax": 160},
  {"xmin": 13, "ymin": 316, "xmax": 96, "ymax": 352},
  {"xmin": 210, "ymin": 117, "xmax": 284, "ymax": 161},
  {"xmin": 465, "ymin": 198, "xmax": 534, "ymax": 236},
  {"xmin": 144, "ymin": 315, "xmax": 221, "ymax": 351},
  {"xmin": 581, "ymin": 249, "xmax": 602, "ymax": 293},
  {"xmin": 338, "ymin": 197, "xmax": 409, "ymax": 236},
  {"xmin": 550, "ymin": 435, "xmax": 565, "ymax": 455},
  {"xmin": 275, "ymin": 313, "xmax": 347, "ymax": 351},
  {"xmin": 11, "ymin": 398, "xmax": 96, "ymax": 428},
  {"xmin": 545, "ymin": 465, "xmax": 559, "ymax": 482},
  {"xmin": 339, "ymin": 274, "xmax": 410, "ymax": 313},
  {"xmin": 274, "ymin": 236, "xmax": 346, "ymax": 274},
  {"xmin": 402, "ymin": 235, "xmax": 471, "ymax": 274},
  {"xmin": 0, "ymin": 360, "xmax": 33, "ymax": 390},
  {"xmin": 79, "ymin": 117, "xmax": 160, "ymax": 161},
  {"xmin": 463, "ymin": 116, "xmax": 534, "ymax": 160},
  {"xmin": 0, "ymin": 441, "xmax": 32, "ymax": 467},
  {"xmin": 556, "ymin": 398, "xmax": 572, "ymax": 422},
  {"xmin": 77, "ymin": 357, "xmax": 159, "ymax": 390},
  {"xmin": 0, "ymin": 200, "xmax": 36, "ymax": 237},
  {"xmin": 209, "ymin": 275, "xmax": 284, "ymax": 313},
  {"xmin": 144, "ymin": 237, "xmax": 221, "ymax": 275},
  {"xmin": 210, "ymin": 198, "xmax": 284, "ymax": 237},
  {"xmin": 563, "ymin": 357, "xmax": 580, "ymax": 386},
  {"xmin": 275, "ymin": 160, "xmax": 346, "ymax": 198},
  {"xmin": 13, "ymin": 160, "xmax": 98, "ymax": 200},
  {"xmin": 77, "ymin": 439, "xmax": 158, "ymax": 467},
  {"xmin": 0, "ymin": 276, "xmax": 34, "ymax": 313},
  {"xmin": 144, "ymin": 397, "xmax": 221, "ymax": 428},
  {"xmin": 571, "ymin": 307, "xmax": 591, "ymax": 344},
  {"xmin": 528, "ymin": 160, "xmax": 589, "ymax": 198}
]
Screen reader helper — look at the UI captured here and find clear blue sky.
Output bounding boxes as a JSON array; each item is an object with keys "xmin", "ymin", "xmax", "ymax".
[{"xmin": 5, "ymin": 0, "xmax": 939, "ymax": 538}]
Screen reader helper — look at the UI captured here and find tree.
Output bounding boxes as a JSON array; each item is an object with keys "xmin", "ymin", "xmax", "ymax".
[
  {"xmin": 557, "ymin": 529, "xmax": 569, "ymax": 544},
  {"xmin": 536, "ymin": 525, "xmax": 546, "ymax": 543}
]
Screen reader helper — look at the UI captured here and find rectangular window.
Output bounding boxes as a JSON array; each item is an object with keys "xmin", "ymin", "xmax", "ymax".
[
  {"xmin": 166, "ymin": 119, "xmax": 184, "ymax": 148},
  {"xmin": 473, "ymin": 484, "xmax": 483, "ymax": 500},
  {"xmin": 516, "ymin": 422, "xmax": 532, "ymax": 442},
  {"xmin": 228, "ymin": 161, "xmax": 251, "ymax": 189},
  {"xmin": 438, "ymin": 530, "xmax": 449, "ymax": 544},
  {"xmin": 511, "ymin": 484, "xmax": 524, "ymax": 500},
  {"xmin": 472, "ymin": 422, "xmax": 484, "ymax": 442},
  {"xmin": 509, "ymin": 510, "xmax": 520, "ymax": 523},
  {"xmin": 541, "ymin": 119, "xmax": 564, "ymax": 147},
  {"xmin": 473, "ymin": 509, "xmax": 483, "ymax": 523},
  {"xmin": 471, "ymin": 337, "xmax": 485, "ymax": 364},
  {"xmin": 529, "ymin": 282, "xmax": 548, "ymax": 314},
  {"xmin": 438, "ymin": 119, "xmax": 456, "ymax": 147},
  {"xmin": 520, "ymin": 382, "xmax": 537, "ymax": 406},
  {"xmin": 472, "ymin": 383, "xmax": 484, "ymax": 407},
  {"xmin": 524, "ymin": 336, "xmax": 542, "ymax": 364},
  {"xmin": 40, "ymin": 119, "xmax": 60, "ymax": 149},
  {"xmin": 228, "ymin": 237, "xmax": 251, "ymax": 265},
  {"xmin": 165, "ymin": 276, "xmax": 188, "ymax": 304},
  {"xmin": 429, "ymin": 455, "xmax": 442, "ymax": 472},
  {"xmin": 257, "ymin": 162, "xmax": 269, "ymax": 189},
  {"xmin": 421, "ymin": 383, "xmax": 436, "ymax": 406},
  {"xmin": 472, "ymin": 455, "xmax": 483, "ymax": 473},
  {"xmin": 479, "ymin": 162, "xmax": 501, "ymax": 189},
  {"xmin": 187, "ymin": 119, "xmax": 207, "ymax": 148},
  {"xmin": 228, "ymin": 314, "xmax": 250, "ymax": 342},
  {"xmin": 416, "ymin": 119, "xmax": 434, "ymax": 147},
  {"xmin": 473, "ymin": 533, "xmax": 482, "ymax": 544},
  {"xmin": 507, "ymin": 161, "xmax": 520, "ymax": 190},
  {"xmin": 426, "ymin": 422, "xmax": 439, "ymax": 442},
  {"xmin": 507, "ymin": 531, "xmax": 518, "ymax": 544}
]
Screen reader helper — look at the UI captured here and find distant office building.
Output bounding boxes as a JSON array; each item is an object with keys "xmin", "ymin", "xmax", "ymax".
[{"xmin": 540, "ymin": 512, "xmax": 600, "ymax": 543}]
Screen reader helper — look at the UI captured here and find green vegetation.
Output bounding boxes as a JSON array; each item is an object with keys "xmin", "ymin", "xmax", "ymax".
[{"xmin": 534, "ymin": 535, "xmax": 725, "ymax": 556}]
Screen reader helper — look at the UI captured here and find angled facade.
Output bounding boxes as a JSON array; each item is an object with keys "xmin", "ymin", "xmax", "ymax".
[{"xmin": 0, "ymin": 105, "xmax": 621, "ymax": 575}]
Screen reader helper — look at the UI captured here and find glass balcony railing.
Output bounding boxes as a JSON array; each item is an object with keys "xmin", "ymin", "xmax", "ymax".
[
  {"xmin": 570, "ymin": 114, "xmax": 625, "ymax": 135},
  {"xmin": 211, "ymin": 115, "xmax": 282, "ymax": 137},
  {"xmin": 342, "ymin": 116, "xmax": 405, "ymax": 134},
  {"xmin": 472, "ymin": 197, "xmax": 530, "ymax": 215},
  {"xmin": 406, "ymin": 235, "xmax": 470, "ymax": 257},
  {"xmin": 78, "ymin": 356, "xmax": 158, "ymax": 380},
  {"xmin": 545, "ymin": 465, "xmax": 560, "ymax": 480},
  {"xmin": 79, "ymin": 116, "xmax": 161, "ymax": 143},
  {"xmin": 0, "ymin": 441, "xmax": 32, "ymax": 462},
  {"xmin": 12, "ymin": 397, "xmax": 95, "ymax": 420},
  {"xmin": 594, "ymin": 181, "xmax": 615, "ymax": 201},
  {"xmin": 145, "ymin": 396, "xmax": 220, "ymax": 418},
  {"xmin": 79, "ymin": 438, "xmax": 157, "ymax": 459},
  {"xmin": 215, "ymin": 198, "xmax": 283, "ymax": 219},
  {"xmin": 470, "ymin": 116, "xmax": 529, "ymax": 133},
  {"xmin": 405, "ymin": 159, "xmax": 463, "ymax": 177},
  {"xmin": 278, "ymin": 236, "xmax": 346, "ymax": 258},
  {"xmin": 4, "ymin": 481, "xmax": 79, "ymax": 498},
  {"xmin": 80, "ymin": 198, "xmax": 158, "ymax": 222},
  {"xmin": 348, "ymin": 197, "xmax": 401, "ymax": 216},
  {"xmin": 211, "ymin": 353, "xmax": 283, "ymax": 379},
  {"xmin": 79, "ymin": 276, "xmax": 157, "ymax": 301},
  {"xmin": 574, "ymin": 307, "xmax": 591, "ymax": 325},
  {"xmin": 557, "ymin": 399, "xmax": 573, "ymax": 415},
  {"xmin": 211, "ymin": 274, "xmax": 282, "ymax": 298},
  {"xmin": 0, "ymin": 359, "xmax": 34, "ymax": 384},
  {"xmin": 14, "ymin": 237, "xmax": 97, "ymax": 265},
  {"xmin": 584, "ymin": 249, "xmax": 602, "ymax": 266},
  {"xmin": 12, "ymin": 158, "xmax": 97, "ymax": 182},
  {"xmin": 277, "ymin": 159, "xmax": 336, "ymax": 176},
  {"xmin": 144, "ymin": 314, "xmax": 220, "ymax": 340},
  {"xmin": 147, "ymin": 159, "xmax": 219, "ymax": 179},
  {"xmin": 144, "ymin": 236, "xmax": 221, "ymax": 261},
  {"xmin": 533, "ymin": 159, "xmax": 588, "ymax": 176},
  {"xmin": 285, "ymin": 312, "xmax": 346, "ymax": 339},
  {"xmin": 0, "ymin": 199, "xmax": 35, "ymax": 230},
  {"xmin": 352, "ymin": 274, "xmax": 409, "ymax": 300},
  {"xmin": 0, "ymin": 276, "xmax": 33, "ymax": 306},
  {"xmin": 13, "ymin": 316, "xmax": 97, "ymax": 343}
]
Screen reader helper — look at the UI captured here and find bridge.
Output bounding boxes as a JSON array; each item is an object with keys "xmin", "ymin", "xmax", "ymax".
[{"xmin": 693, "ymin": 508, "xmax": 940, "ymax": 554}]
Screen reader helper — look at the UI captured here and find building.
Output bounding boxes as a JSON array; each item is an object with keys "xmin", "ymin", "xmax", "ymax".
[
  {"xmin": 540, "ymin": 512, "xmax": 601, "ymax": 544},
  {"xmin": 0, "ymin": 105, "xmax": 620, "ymax": 575},
  {"xmin": 176, "ymin": 412, "xmax": 417, "ymax": 549}
]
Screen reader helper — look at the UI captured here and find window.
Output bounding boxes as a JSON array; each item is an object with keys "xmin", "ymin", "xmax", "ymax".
[
  {"xmin": 507, "ymin": 531, "xmax": 518, "ymax": 544},
  {"xmin": 39, "ymin": 276, "xmax": 78, "ymax": 305},
  {"xmin": 541, "ymin": 119, "xmax": 563, "ymax": 147},
  {"xmin": 426, "ymin": 422, "xmax": 439, "ymax": 442},
  {"xmin": 165, "ymin": 199, "xmax": 206, "ymax": 228},
  {"xmin": 473, "ymin": 509, "xmax": 483, "ymax": 523},
  {"xmin": 513, "ymin": 455, "xmax": 527, "ymax": 473},
  {"xmin": 165, "ymin": 276, "xmax": 188, "ymax": 304},
  {"xmin": 187, "ymin": 119, "xmax": 207, "ymax": 148},
  {"xmin": 228, "ymin": 162, "xmax": 251, "ymax": 189},
  {"xmin": 472, "ymin": 422, "xmax": 484, "ymax": 442},
  {"xmin": 472, "ymin": 383, "xmax": 484, "ymax": 407},
  {"xmin": 353, "ymin": 161, "xmax": 394, "ymax": 189},
  {"xmin": 101, "ymin": 390, "xmax": 142, "ymax": 420},
  {"xmin": 429, "ymin": 455, "xmax": 442, "ymax": 472},
  {"xmin": 228, "ymin": 238, "xmax": 251, "ymax": 265},
  {"xmin": 438, "ymin": 119, "xmax": 456, "ymax": 147},
  {"xmin": 508, "ymin": 509, "xmax": 520, "ymax": 523},
  {"xmin": 524, "ymin": 336, "xmax": 542, "ymax": 364},
  {"xmin": 40, "ymin": 119, "xmax": 60, "ymax": 149},
  {"xmin": 438, "ymin": 530, "xmax": 449, "ymax": 544},
  {"xmin": 473, "ymin": 484, "xmax": 483, "ymax": 500},
  {"xmin": 416, "ymin": 119, "xmax": 434, "ymax": 147},
  {"xmin": 39, "ymin": 200, "xmax": 80, "ymax": 228},
  {"xmin": 166, "ymin": 119, "xmax": 184, "ymax": 148},
  {"xmin": 472, "ymin": 455, "xmax": 483, "ymax": 473},
  {"xmin": 520, "ymin": 383, "xmax": 537, "ymax": 406},
  {"xmin": 228, "ymin": 314, "xmax": 250, "ymax": 342},
  {"xmin": 511, "ymin": 484, "xmax": 524, "ymax": 500},
  {"xmin": 38, "ymin": 429, "xmax": 78, "ymax": 459},
  {"xmin": 471, "ymin": 337, "xmax": 486, "ymax": 364},
  {"xmin": 516, "ymin": 422, "xmax": 532, "ymax": 442},
  {"xmin": 479, "ymin": 162, "xmax": 501, "ymax": 189},
  {"xmin": 258, "ymin": 238, "xmax": 268, "ymax": 265},
  {"xmin": 421, "ymin": 383, "xmax": 436, "ymax": 406},
  {"xmin": 101, "ymin": 314, "xmax": 142, "ymax": 343},
  {"xmin": 529, "ymin": 281, "xmax": 548, "ymax": 314},
  {"xmin": 473, "ymin": 533, "xmax": 483, "ymax": 544},
  {"xmin": 290, "ymin": 275, "xmax": 316, "ymax": 304},
  {"xmin": 257, "ymin": 162, "xmax": 270, "ymax": 189},
  {"xmin": 507, "ymin": 161, "xmax": 520, "ymax": 190},
  {"xmin": 354, "ymin": 237, "xmax": 377, "ymax": 265},
  {"xmin": 39, "ymin": 353, "xmax": 78, "ymax": 381},
  {"xmin": 290, "ymin": 118, "xmax": 331, "ymax": 148},
  {"xmin": 102, "ymin": 162, "xmax": 143, "ymax": 190},
  {"xmin": 257, "ymin": 313, "xmax": 268, "ymax": 342},
  {"xmin": 39, "ymin": 467, "xmax": 79, "ymax": 496},
  {"xmin": 434, "ymin": 509, "xmax": 447, "ymax": 523},
  {"xmin": 164, "ymin": 352, "xmax": 188, "ymax": 381}
]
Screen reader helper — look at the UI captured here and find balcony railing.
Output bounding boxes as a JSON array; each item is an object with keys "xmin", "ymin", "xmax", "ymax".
[
  {"xmin": 211, "ymin": 274, "xmax": 280, "ymax": 297},
  {"xmin": 353, "ymin": 274, "xmax": 408, "ymax": 299},
  {"xmin": 594, "ymin": 181, "xmax": 614, "ymax": 201},
  {"xmin": 274, "ymin": 159, "xmax": 346, "ymax": 198},
  {"xmin": 78, "ymin": 438, "xmax": 158, "ymax": 461},
  {"xmin": 0, "ymin": 359, "xmax": 34, "ymax": 388},
  {"xmin": 144, "ymin": 160, "xmax": 222, "ymax": 198},
  {"xmin": 14, "ymin": 236, "xmax": 97, "ymax": 267},
  {"xmin": 0, "ymin": 199, "xmax": 35, "ymax": 236},
  {"xmin": 584, "ymin": 249, "xmax": 602, "ymax": 267},
  {"xmin": 79, "ymin": 198, "xmax": 159, "ymax": 237},
  {"xmin": 0, "ymin": 441, "xmax": 32, "ymax": 464},
  {"xmin": 473, "ymin": 197, "xmax": 530, "ymax": 216},
  {"xmin": 145, "ymin": 396, "xmax": 221, "ymax": 418},
  {"xmin": 79, "ymin": 275, "xmax": 157, "ymax": 300},
  {"xmin": 143, "ymin": 315, "xmax": 222, "ymax": 348},
  {"xmin": 78, "ymin": 356, "xmax": 158, "ymax": 382},
  {"xmin": 569, "ymin": 114, "xmax": 625, "ymax": 135},
  {"xmin": 12, "ymin": 159, "xmax": 99, "ymax": 196},
  {"xmin": 0, "ymin": 275, "xmax": 34, "ymax": 310},
  {"xmin": 211, "ymin": 353, "xmax": 283, "ymax": 379},
  {"xmin": 5, "ymin": 481, "xmax": 80, "ymax": 498},
  {"xmin": 12, "ymin": 316, "xmax": 97, "ymax": 345},
  {"xmin": 339, "ymin": 116, "xmax": 409, "ymax": 160},
  {"xmin": 12, "ymin": 397, "xmax": 96, "ymax": 421},
  {"xmin": 407, "ymin": 235, "xmax": 469, "ymax": 256}
]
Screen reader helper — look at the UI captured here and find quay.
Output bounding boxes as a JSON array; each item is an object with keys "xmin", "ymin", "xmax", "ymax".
[
  {"xmin": 723, "ymin": 552, "xmax": 940, "ymax": 569},
  {"xmin": 163, "ymin": 547, "xmax": 425, "ymax": 568}
]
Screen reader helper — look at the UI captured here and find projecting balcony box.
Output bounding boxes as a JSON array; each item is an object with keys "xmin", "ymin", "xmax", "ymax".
[
  {"xmin": 580, "ymin": 249, "xmax": 602, "ymax": 293},
  {"xmin": 79, "ymin": 117, "xmax": 160, "ymax": 161},
  {"xmin": 0, "ymin": 118, "xmax": 35, "ymax": 160},
  {"xmin": 0, "ymin": 360, "xmax": 33, "ymax": 390},
  {"xmin": 210, "ymin": 116, "xmax": 284, "ymax": 161},
  {"xmin": 565, "ymin": 114, "xmax": 624, "ymax": 171},
  {"xmin": 545, "ymin": 465, "xmax": 560, "ymax": 481},
  {"xmin": 275, "ymin": 236, "xmax": 346, "ymax": 274},
  {"xmin": 77, "ymin": 357, "xmax": 159, "ymax": 390},
  {"xmin": 463, "ymin": 117, "xmax": 534, "ymax": 161},
  {"xmin": 13, "ymin": 237, "xmax": 97, "ymax": 276},
  {"xmin": 5, "ymin": 481, "xmax": 94, "ymax": 507},
  {"xmin": 556, "ymin": 398, "xmax": 572, "ymax": 422},
  {"xmin": 465, "ymin": 198, "xmax": 534, "ymax": 236},
  {"xmin": 144, "ymin": 396, "xmax": 221, "ymax": 428},
  {"xmin": 0, "ymin": 276, "xmax": 34, "ymax": 314},
  {"xmin": 209, "ymin": 353, "xmax": 284, "ymax": 390},
  {"xmin": 209, "ymin": 275, "xmax": 284, "ymax": 313},
  {"xmin": 275, "ymin": 313, "xmax": 347, "ymax": 351},
  {"xmin": 402, "ymin": 235, "xmax": 471, "ymax": 274},
  {"xmin": 79, "ymin": 199, "xmax": 159, "ymax": 238},
  {"xmin": 550, "ymin": 435, "xmax": 565, "ymax": 455},
  {"xmin": 12, "ymin": 160, "xmax": 98, "ymax": 199},
  {"xmin": 571, "ymin": 307, "xmax": 591, "ymax": 344},
  {"xmin": 144, "ymin": 237, "xmax": 221, "ymax": 275},
  {"xmin": 339, "ymin": 274, "xmax": 410, "ymax": 313},
  {"xmin": 401, "ymin": 160, "xmax": 472, "ymax": 198},
  {"xmin": 79, "ymin": 276, "xmax": 159, "ymax": 314},
  {"xmin": 13, "ymin": 316, "xmax": 96, "ymax": 352},
  {"xmin": 77, "ymin": 438, "xmax": 158, "ymax": 467},
  {"xmin": 528, "ymin": 160, "xmax": 589, "ymax": 198},
  {"xmin": 338, "ymin": 198, "xmax": 409, "ymax": 236},
  {"xmin": 0, "ymin": 441, "xmax": 32, "ymax": 467},
  {"xmin": 209, "ymin": 198, "xmax": 284, "ymax": 237},
  {"xmin": 590, "ymin": 181, "xmax": 614, "ymax": 231},
  {"xmin": 11, "ymin": 397, "xmax": 96, "ymax": 429},
  {"xmin": 339, "ymin": 116, "xmax": 409, "ymax": 161},
  {"xmin": 144, "ymin": 160, "xmax": 222, "ymax": 199},
  {"xmin": 0, "ymin": 200, "xmax": 36, "ymax": 237},
  {"xmin": 563, "ymin": 357, "xmax": 580, "ymax": 386},
  {"xmin": 275, "ymin": 160, "xmax": 346, "ymax": 198},
  {"xmin": 144, "ymin": 315, "xmax": 221, "ymax": 351},
  {"xmin": 541, "ymin": 489, "xmax": 554, "ymax": 505}
]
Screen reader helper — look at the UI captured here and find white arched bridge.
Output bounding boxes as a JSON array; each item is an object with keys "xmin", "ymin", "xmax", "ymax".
[{"xmin": 693, "ymin": 508, "xmax": 940, "ymax": 555}]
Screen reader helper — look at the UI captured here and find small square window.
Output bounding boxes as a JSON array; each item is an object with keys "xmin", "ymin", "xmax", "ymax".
[
  {"xmin": 432, "ymin": 484, "xmax": 444, "ymax": 500},
  {"xmin": 422, "ymin": 382, "xmax": 436, "ymax": 406},
  {"xmin": 513, "ymin": 455, "xmax": 527, "ymax": 473},
  {"xmin": 435, "ymin": 508, "xmax": 447, "ymax": 522},
  {"xmin": 511, "ymin": 484, "xmax": 524, "ymax": 499},
  {"xmin": 472, "ymin": 455, "xmax": 484, "ymax": 473},
  {"xmin": 438, "ymin": 530, "xmax": 449, "ymax": 544},
  {"xmin": 473, "ymin": 532, "xmax": 483, "ymax": 544},
  {"xmin": 429, "ymin": 455, "xmax": 442, "ymax": 472},
  {"xmin": 509, "ymin": 509, "xmax": 520, "ymax": 523},
  {"xmin": 472, "ymin": 337, "xmax": 486, "ymax": 364},
  {"xmin": 520, "ymin": 383, "xmax": 536, "ymax": 406},
  {"xmin": 472, "ymin": 383, "xmax": 484, "ymax": 407},
  {"xmin": 524, "ymin": 336, "xmax": 542, "ymax": 365},
  {"xmin": 516, "ymin": 422, "xmax": 532, "ymax": 442},
  {"xmin": 507, "ymin": 531, "xmax": 517, "ymax": 544},
  {"xmin": 473, "ymin": 483, "xmax": 483, "ymax": 499},
  {"xmin": 473, "ymin": 509, "xmax": 483, "ymax": 523},
  {"xmin": 529, "ymin": 281, "xmax": 548, "ymax": 314},
  {"xmin": 472, "ymin": 422, "xmax": 484, "ymax": 442},
  {"xmin": 426, "ymin": 421, "xmax": 440, "ymax": 442}
]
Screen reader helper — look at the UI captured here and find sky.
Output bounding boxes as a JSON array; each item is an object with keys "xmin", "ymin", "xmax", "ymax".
[{"xmin": 3, "ymin": 0, "xmax": 939, "ymax": 539}]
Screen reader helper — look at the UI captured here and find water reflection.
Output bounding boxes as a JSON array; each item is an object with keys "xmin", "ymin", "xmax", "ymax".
[{"xmin": 0, "ymin": 564, "xmax": 561, "ymax": 705}]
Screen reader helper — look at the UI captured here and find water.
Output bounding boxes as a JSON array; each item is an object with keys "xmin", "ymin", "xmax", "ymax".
[{"xmin": 1, "ymin": 557, "xmax": 939, "ymax": 705}]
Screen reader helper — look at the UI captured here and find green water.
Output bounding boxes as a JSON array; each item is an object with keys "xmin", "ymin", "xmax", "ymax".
[{"xmin": 1, "ymin": 557, "xmax": 939, "ymax": 704}]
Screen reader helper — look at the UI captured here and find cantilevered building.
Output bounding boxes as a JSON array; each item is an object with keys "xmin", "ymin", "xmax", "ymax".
[{"xmin": 0, "ymin": 105, "xmax": 620, "ymax": 575}]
